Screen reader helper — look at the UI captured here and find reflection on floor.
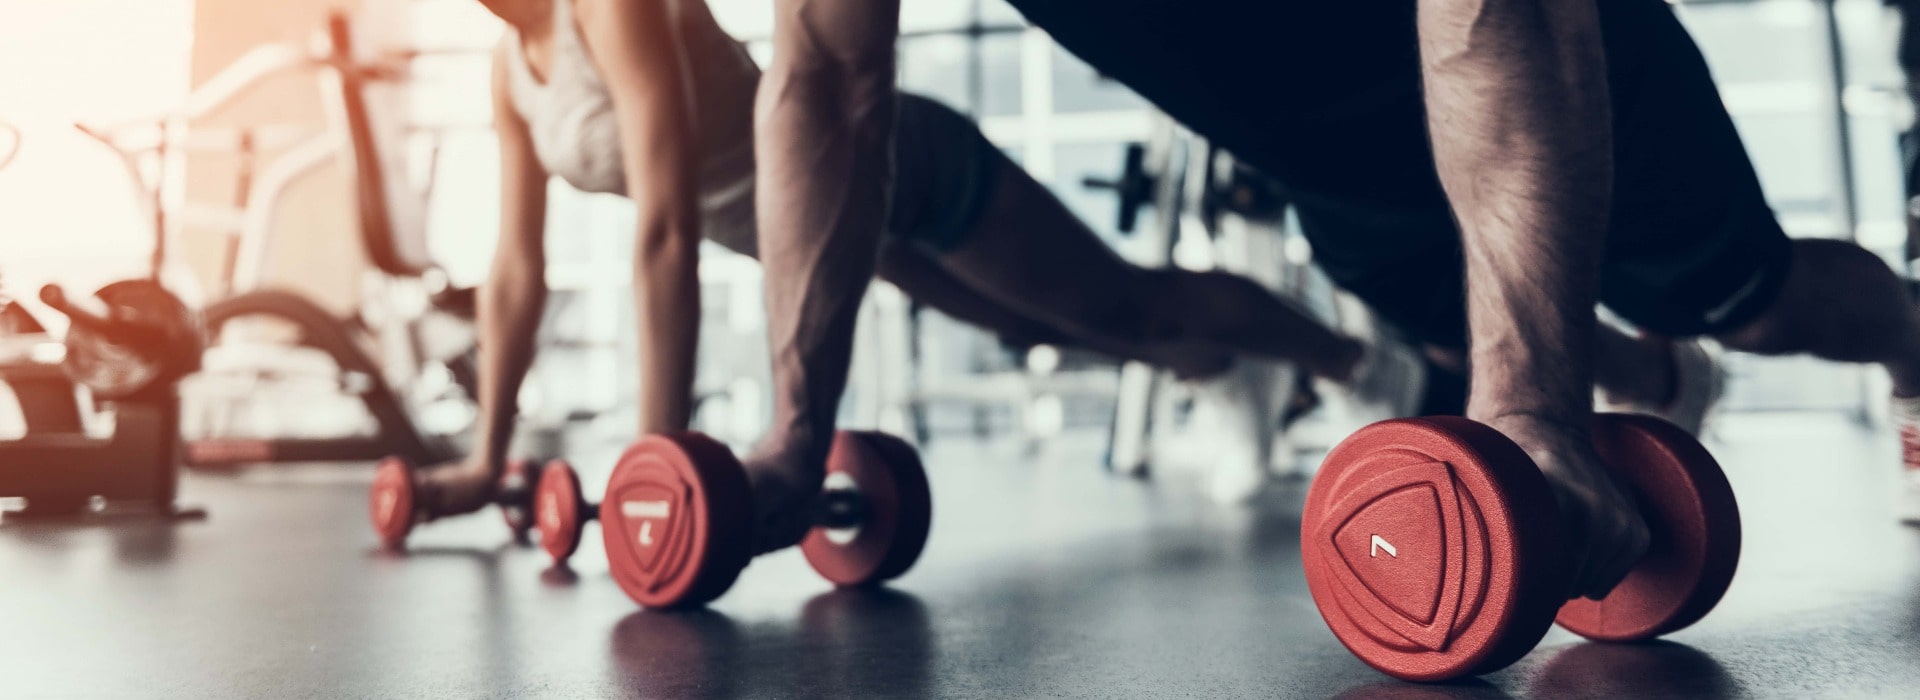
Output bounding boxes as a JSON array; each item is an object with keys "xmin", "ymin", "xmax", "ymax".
[{"xmin": 1, "ymin": 413, "xmax": 1916, "ymax": 698}]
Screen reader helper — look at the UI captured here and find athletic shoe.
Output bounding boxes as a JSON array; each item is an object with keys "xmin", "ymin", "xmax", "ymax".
[
  {"xmin": 1597, "ymin": 338, "xmax": 1724, "ymax": 437},
  {"xmin": 1893, "ymin": 395, "xmax": 1920, "ymax": 527},
  {"xmin": 1187, "ymin": 358, "xmax": 1296, "ymax": 504}
]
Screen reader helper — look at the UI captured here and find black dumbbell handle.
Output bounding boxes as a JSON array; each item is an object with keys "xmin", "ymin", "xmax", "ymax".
[{"xmin": 816, "ymin": 489, "xmax": 869, "ymax": 530}]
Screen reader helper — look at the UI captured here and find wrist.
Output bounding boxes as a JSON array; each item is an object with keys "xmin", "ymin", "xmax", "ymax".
[{"xmin": 1474, "ymin": 411, "xmax": 1590, "ymax": 449}]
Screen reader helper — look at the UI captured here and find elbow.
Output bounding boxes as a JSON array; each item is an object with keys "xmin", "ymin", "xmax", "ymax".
[{"xmin": 635, "ymin": 217, "xmax": 701, "ymax": 273}]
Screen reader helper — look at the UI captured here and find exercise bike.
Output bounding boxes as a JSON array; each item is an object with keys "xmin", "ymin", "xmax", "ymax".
[
  {"xmin": 59, "ymin": 11, "xmax": 485, "ymax": 470},
  {"xmin": 0, "ymin": 277, "xmax": 205, "ymax": 519}
]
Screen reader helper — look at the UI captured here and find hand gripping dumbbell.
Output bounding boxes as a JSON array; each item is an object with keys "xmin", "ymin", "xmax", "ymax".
[
  {"xmin": 368, "ymin": 457, "xmax": 545, "ymax": 550},
  {"xmin": 543, "ymin": 430, "xmax": 931, "ymax": 608},
  {"xmin": 1301, "ymin": 413, "xmax": 1740, "ymax": 682}
]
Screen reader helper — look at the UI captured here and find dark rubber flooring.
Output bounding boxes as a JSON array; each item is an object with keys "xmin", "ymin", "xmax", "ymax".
[{"xmin": 2, "ymin": 414, "xmax": 1917, "ymax": 698}]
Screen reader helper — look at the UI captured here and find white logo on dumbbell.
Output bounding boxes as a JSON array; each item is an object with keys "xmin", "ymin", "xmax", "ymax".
[
  {"xmin": 623, "ymin": 500, "xmax": 671, "ymax": 548},
  {"xmin": 1371, "ymin": 535, "xmax": 1397, "ymax": 558}
]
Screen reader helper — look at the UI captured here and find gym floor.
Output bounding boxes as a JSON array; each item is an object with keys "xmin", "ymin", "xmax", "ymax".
[{"xmin": 3, "ymin": 414, "xmax": 1917, "ymax": 699}]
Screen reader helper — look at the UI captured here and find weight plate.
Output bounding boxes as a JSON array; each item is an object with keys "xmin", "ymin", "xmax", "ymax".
[
  {"xmin": 602, "ymin": 433, "xmax": 752, "ymax": 609},
  {"xmin": 370, "ymin": 457, "xmax": 416, "ymax": 549},
  {"xmin": 1556, "ymin": 413, "xmax": 1741, "ymax": 641},
  {"xmin": 801, "ymin": 431, "xmax": 933, "ymax": 587},
  {"xmin": 1303, "ymin": 417, "xmax": 1567, "ymax": 681},
  {"xmin": 536, "ymin": 460, "xmax": 588, "ymax": 564}
]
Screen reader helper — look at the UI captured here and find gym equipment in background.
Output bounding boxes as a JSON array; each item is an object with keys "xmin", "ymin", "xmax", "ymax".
[
  {"xmin": 183, "ymin": 12, "xmax": 481, "ymax": 469},
  {"xmin": 1300, "ymin": 414, "xmax": 1740, "ymax": 681},
  {"xmin": 53, "ymin": 11, "xmax": 490, "ymax": 470},
  {"xmin": 0, "ymin": 281, "xmax": 205, "ymax": 519}
]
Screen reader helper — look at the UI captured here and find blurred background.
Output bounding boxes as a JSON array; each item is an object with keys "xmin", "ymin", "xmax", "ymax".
[{"xmin": 0, "ymin": 0, "xmax": 1913, "ymax": 465}]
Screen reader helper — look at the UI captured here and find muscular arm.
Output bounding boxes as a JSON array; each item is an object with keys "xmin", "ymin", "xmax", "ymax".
[
  {"xmin": 753, "ymin": 0, "xmax": 901, "ymax": 467},
  {"xmin": 575, "ymin": 0, "xmax": 704, "ymax": 435},
  {"xmin": 1419, "ymin": 0, "xmax": 1643, "ymax": 597},
  {"xmin": 474, "ymin": 47, "xmax": 551, "ymax": 471}
]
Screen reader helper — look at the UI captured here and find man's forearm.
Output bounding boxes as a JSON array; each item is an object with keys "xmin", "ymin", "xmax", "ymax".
[
  {"xmin": 1418, "ymin": 0, "xmax": 1612, "ymax": 429},
  {"xmin": 475, "ymin": 259, "xmax": 547, "ymax": 469},
  {"xmin": 634, "ymin": 231, "xmax": 701, "ymax": 435},
  {"xmin": 753, "ymin": 0, "xmax": 901, "ymax": 465}
]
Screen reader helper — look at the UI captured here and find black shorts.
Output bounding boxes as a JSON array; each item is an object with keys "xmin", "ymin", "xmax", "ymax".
[
  {"xmin": 1012, "ymin": 0, "xmax": 1794, "ymax": 349},
  {"xmin": 890, "ymin": 94, "xmax": 1001, "ymax": 253}
]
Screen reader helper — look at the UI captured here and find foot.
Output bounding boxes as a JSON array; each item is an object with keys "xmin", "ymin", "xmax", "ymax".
[
  {"xmin": 1187, "ymin": 359, "xmax": 1295, "ymax": 504},
  {"xmin": 1597, "ymin": 338, "xmax": 1724, "ymax": 436},
  {"xmin": 1892, "ymin": 395, "xmax": 1920, "ymax": 527},
  {"xmin": 1322, "ymin": 340, "xmax": 1426, "ymax": 426},
  {"xmin": 741, "ymin": 442, "xmax": 826, "ymax": 554}
]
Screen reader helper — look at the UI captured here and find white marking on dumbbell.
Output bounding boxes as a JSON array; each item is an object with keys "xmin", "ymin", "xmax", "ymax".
[
  {"xmin": 1371, "ymin": 535, "xmax": 1397, "ymax": 558},
  {"xmin": 639, "ymin": 521, "xmax": 655, "ymax": 547},
  {"xmin": 622, "ymin": 500, "xmax": 670, "ymax": 519}
]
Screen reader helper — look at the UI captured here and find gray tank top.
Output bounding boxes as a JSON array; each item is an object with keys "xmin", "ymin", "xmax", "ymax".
[{"xmin": 503, "ymin": 0, "xmax": 761, "ymax": 254}]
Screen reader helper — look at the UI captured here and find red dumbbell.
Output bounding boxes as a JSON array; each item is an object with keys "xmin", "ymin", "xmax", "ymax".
[
  {"xmin": 1301, "ymin": 413, "xmax": 1740, "ymax": 682},
  {"xmin": 533, "ymin": 459, "xmax": 596, "ymax": 565},
  {"xmin": 570, "ymin": 430, "xmax": 931, "ymax": 609},
  {"xmin": 368, "ymin": 457, "xmax": 545, "ymax": 551}
]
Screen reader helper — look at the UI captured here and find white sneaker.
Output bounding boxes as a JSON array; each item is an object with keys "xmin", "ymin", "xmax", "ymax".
[
  {"xmin": 1893, "ymin": 395, "xmax": 1920, "ymax": 527},
  {"xmin": 1597, "ymin": 338, "xmax": 1724, "ymax": 437},
  {"xmin": 1321, "ymin": 340, "xmax": 1426, "ymax": 429},
  {"xmin": 1187, "ymin": 359, "xmax": 1297, "ymax": 504}
]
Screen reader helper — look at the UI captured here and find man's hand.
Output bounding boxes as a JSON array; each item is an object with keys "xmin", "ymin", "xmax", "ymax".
[
  {"xmin": 740, "ymin": 440, "xmax": 827, "ymax": 554},
  {"xmin": 1489, "ymin": 415, "xmax": 1650, "ymax": 600}
]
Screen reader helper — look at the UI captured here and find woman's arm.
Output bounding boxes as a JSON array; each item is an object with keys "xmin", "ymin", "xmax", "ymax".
[
  {"xmin": 575, "ymin": 0, "xmax": 703, "ymax": 436},
  {"xmin": 472, "ymin": 45, "xmax": 552, "ymax": 472}
]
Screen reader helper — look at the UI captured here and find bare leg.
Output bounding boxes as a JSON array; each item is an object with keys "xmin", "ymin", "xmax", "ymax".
[
  {"xmin": 752, "ymin": 0, "xmax": 900, "ymax": 551},
  {"xmin": 874, "ymin": 243, "xmax": 1068, "ymax": 349},
  {"xmin": 1716, "ymin": 239, "xmax": 1920, "ymax": 394},
  {"xmin": 934, "ymin": 153, "xmax": 1363, "ymax": 380}
]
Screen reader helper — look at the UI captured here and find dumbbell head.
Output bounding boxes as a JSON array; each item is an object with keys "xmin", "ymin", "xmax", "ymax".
[
  {"xmin": 497, "ymin": 459, "xmax": 544, "ymax": 539},
  {"xmin": 1304, "ymin": 414, "xmax": 1742, "ymax": 681},
  {"xmin": 800, "ymin": 431, "xmax": 933, "ymax": 588},
  {"xmin": 601, "ymin": 433, "xmax": 753, "ymax": 609},
  {"xmin": 1555, "ymin": 413, "xmax": 1741, "ymax": 641},
  {"xmin": 1301, "ymin": 417, "xmax": 1568, "ymax": 682},
  {"xmin": 535, "ymin": 460, "xmax": 596, "ymax": 564},
  {"xmin": 369, "ymin": 456, "xmax": 417, "ymax": 550}
]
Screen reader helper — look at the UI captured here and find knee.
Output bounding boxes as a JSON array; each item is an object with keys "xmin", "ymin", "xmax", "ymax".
[{"xmin": 1714, "ymin": 238, "xmax": 1897, "ymax": 355}]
